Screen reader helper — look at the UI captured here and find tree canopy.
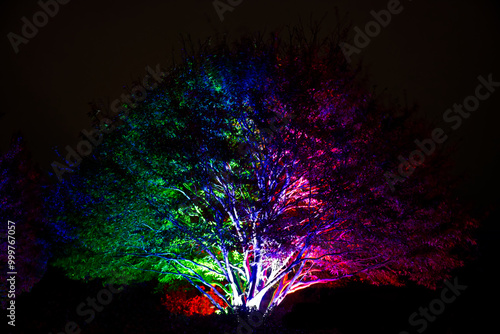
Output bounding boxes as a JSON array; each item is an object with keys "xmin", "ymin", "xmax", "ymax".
[{"xmin": 51, "ymin": 33, "xmax": 478, "ymax": 316}]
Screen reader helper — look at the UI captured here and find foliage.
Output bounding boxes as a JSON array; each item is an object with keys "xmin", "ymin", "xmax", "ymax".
[
  {"xmin": 0, "ymin": 134, "xmax": 51, "ymax": 308},
  {"xmin": 161, "ymin": 282, "xmax": 227, "ymax": 316}
]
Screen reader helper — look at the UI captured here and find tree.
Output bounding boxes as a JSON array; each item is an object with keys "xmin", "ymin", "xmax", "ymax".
[
  {"xmin": 52, "ymin": 32, "xmax": 478, "ymax": 317},
  {"xmin": 0, "ymin": 134, "xmax": 51, "ymax": 308}
]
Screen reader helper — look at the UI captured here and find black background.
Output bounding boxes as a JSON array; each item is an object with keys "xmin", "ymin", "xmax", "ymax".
[{"xmin": 1, "ymin": 1, "xmax": 499, "ymax": 333}]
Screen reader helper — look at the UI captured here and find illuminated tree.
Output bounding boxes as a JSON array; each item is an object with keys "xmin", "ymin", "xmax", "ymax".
[{"xmin": 52, "ymin": 32, "xmax": 478, "ymax": 317}]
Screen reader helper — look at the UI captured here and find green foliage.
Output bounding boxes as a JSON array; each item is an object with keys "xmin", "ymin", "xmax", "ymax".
[{"xmin": 53, "ymin": 47, "xmax": 263, "ymax": 295}]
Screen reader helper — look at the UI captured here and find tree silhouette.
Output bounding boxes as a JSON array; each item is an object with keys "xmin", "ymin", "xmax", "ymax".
[
  {"xmin": 51, "ymin": 32, "xmax": 478, "ymax": 317},
  {"xmin": 0, "ymin": 134, "xmax": 51, "ymax": 308}
]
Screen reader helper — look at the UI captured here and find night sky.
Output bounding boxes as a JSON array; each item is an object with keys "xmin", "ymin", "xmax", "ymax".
[{"xmin": 1, "ymin": 1, "xmax": 500, "ymax": 333}]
